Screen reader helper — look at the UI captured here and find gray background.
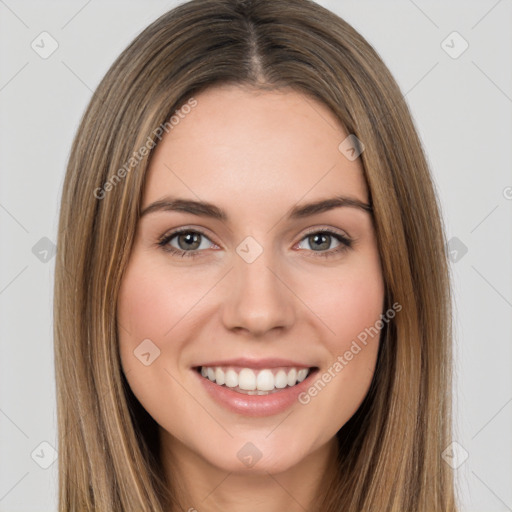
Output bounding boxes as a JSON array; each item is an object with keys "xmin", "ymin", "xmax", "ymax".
[{"xmin": 1, "ymin": 1, "xmax": 511, "ymax": 510}]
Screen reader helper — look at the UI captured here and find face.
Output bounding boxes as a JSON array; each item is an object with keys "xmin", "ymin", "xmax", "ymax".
[{"xmin": 117, "ymin": 84, "xmax": 385, "ymax": 476}]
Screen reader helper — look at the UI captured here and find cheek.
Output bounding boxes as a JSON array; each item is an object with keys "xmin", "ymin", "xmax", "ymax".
[
  {"xmin": 116, "ymin": 257, "xmax": 190, "ymax": 391},
  {"xmin": 306, "ymin": 259, "xmax": 385, "ymax": 351},
  {"xmin": 296, "ymin": 257, "xmax": 384, "ymax": 422},
  {"xmin": 332, "ymin": 276, "xmax": 384, "ymax": 344},
  {"xmin": 116, "ymin": 258, "xmax": 204, "ymax": 430},
  {"xmin": 117, "ymin": 257, "xmax": 207, "ymax": 345},
  {"xmin": 116, "ymin": 254, "xmax": 222, "ymax": 404}
]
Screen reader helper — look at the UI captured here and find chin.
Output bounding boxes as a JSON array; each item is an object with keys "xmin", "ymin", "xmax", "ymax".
[{"xmin": 196, "ymin": 432, "xmax": 318, "ymax": 475}]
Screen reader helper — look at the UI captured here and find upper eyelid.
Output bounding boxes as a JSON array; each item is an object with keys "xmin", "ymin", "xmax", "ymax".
[{"xmin": 300, "ymin": 226, "xmax": 351, "ymax": 239}]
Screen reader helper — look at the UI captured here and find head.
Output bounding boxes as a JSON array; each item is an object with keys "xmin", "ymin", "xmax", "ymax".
[{"xmin": 54, "ymin": 1, "xmax": 455, "ymax": 511}]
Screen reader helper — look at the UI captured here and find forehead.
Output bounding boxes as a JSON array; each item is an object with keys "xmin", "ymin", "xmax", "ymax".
[{"xmin": 142, "ymin": 84, "xmax": 368, "ymax": 213}]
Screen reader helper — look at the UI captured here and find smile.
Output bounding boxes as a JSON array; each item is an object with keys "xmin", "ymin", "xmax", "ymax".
[{"xmin": 197, "ymin": 366, "xmax": 313, "ymax": 395}]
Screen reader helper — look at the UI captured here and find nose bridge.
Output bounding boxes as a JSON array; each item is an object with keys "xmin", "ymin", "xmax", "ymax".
[{"xmin": 221, "ymin": 236, "xmax": 295, "ymax": 335}]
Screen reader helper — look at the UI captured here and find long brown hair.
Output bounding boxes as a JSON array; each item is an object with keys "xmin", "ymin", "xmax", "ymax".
[{"xmin": 54, "ymin": 0, "xmax": 456, "ymax": 510}]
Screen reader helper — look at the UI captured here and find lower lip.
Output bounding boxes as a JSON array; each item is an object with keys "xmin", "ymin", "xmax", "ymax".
[{"xmin": 194, "ymin": 368, "xmax": 318, "ymax": 417}]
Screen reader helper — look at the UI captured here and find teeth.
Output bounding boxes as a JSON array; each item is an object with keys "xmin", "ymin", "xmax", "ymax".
[
  {"xmin": 297, "ymin": 369, "xmax": 308, "ymax": 382},
  {"xmin": 256, "ymin": 369, "xmax": 274, "ymax": 391},
  {"xmin": 225, "ymin": 369, "xmax": 238, "ymax": 388},
  {"xmin": 287, "ymin": 368, "xmax": 297, "ymax": 387},
  {"xmin": 275, "ymin": 370, "xmax": 288, "ymax": 389},
  {"xmin": 215, "ymin": 367, "xmax": 225, "ymax": 385},
  {"xmin": 239, "ymin": 368, "xmax": 256, "ymax": 390},
  {"xmin": 199, "ymin": 366, "xmax": 312, "ymax": 392}
]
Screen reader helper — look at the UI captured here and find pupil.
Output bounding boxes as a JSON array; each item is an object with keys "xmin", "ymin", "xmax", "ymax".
[
  {"xmin": 179, "ymin": 232, "xmax": 200, "ymax": 250},
  {"xmin": 311, "ymin": 233, "xmax": 329, "ymax": 251}
]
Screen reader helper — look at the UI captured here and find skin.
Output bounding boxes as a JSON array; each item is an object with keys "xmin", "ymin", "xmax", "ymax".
[{"xmin": 117, "ymin": 84, "xmax": 385, "ymax": 512}]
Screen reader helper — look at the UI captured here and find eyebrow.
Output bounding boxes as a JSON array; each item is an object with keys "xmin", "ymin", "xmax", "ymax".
[{"xmin": 139, "ymin": 195, "xmax": 372, "ymax": 221}]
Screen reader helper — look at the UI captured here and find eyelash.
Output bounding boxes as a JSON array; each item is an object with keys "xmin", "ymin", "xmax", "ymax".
[{"xmin": 156, "ymin": 227, "xmax": 353, "ymax": 259}]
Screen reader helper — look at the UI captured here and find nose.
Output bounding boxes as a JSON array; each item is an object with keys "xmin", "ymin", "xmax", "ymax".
[{"xmin": 221, "ymin": 247, "xmax": 296, "ymax": 337}]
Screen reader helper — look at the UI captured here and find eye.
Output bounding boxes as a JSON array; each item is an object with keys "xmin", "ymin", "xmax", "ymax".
[
  {"xmin": 157, "ymin": 227, "xmax": 353, "ymax": 259},
  {"xmin": 296, "ymin": 229, "xmax": 352, "ymax": 258},
  {"xmin": 157, "ymin": 228, "xmax": 217, "ymax": 258}
]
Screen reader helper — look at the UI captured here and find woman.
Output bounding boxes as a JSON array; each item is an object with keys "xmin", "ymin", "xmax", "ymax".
[{"xmin": 53, "ymin": 0, "xmax": 456, "ymax": 510}]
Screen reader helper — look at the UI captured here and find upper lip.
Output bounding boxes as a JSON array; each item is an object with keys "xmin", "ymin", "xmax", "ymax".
[{"xmin": 194, "ymin": 357, "xmax": 315, "ymax": 370}]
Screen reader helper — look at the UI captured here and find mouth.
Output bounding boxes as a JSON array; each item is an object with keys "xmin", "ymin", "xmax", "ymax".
[{"xmin": 194, "ymin": 365, "xmax": 318, "ymax": 395}]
